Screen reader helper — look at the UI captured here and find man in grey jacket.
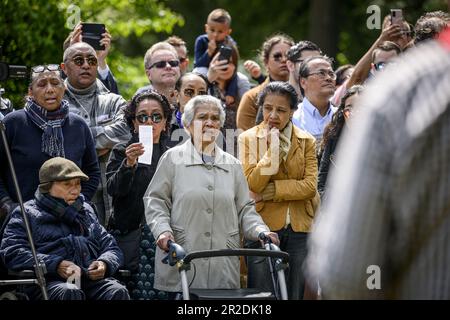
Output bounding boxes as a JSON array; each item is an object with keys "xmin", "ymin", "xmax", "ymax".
[{"xmin": 62, "ymin": 42, "xmax": 130, "ymax": 226}]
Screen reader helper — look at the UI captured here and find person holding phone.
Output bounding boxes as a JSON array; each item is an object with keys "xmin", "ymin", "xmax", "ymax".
[
  {"xmin": 106, "ymin": 90, "xmax": 172, "ymax": 299},
  {"xmin": 194, "ymin": 9, "xmax": 240, "ymax": 107},
  {"xmin": 64, "ymin": 22, "xmax": 119, "ymax": 94},
  {"xmin": 205, "ymin": 43, "xmax": 251, "ymax": 131}
]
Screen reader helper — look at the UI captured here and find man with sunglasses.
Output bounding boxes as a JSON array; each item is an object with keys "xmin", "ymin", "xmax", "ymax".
[
  {"xmin": 62, "ymin": 42, "xmax": 130, "ymax": 227},
  {"xmin": 63, "ymin": 22, "xmax": 119, "ymax": 95},
  {"xmin": 136, "ymin": 42, "xmax": 181, "ymax": 105}
]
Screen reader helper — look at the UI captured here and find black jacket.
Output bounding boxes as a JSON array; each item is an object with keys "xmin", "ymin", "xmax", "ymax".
[
  {"xmin": 106, "ymin": 134, "xmax": 170, "ymax": 233},
  {"xmin": 318, "ymin": 133, "xmax": 340, "ymax": 199}
]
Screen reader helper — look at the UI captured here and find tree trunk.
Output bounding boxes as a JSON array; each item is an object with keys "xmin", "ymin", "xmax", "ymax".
[{"xmin": 308, "ymin": 0, "xmax": 339, "ymax": 60}]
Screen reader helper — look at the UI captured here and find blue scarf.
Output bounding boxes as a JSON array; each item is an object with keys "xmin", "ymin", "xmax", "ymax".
[
  {"xmin": 35, "ymin": 190, "xmax": 89, "ymax": 236},
  {"xmin": 24, "ymin": 98, "xmax": 69, "ymax": 157}
]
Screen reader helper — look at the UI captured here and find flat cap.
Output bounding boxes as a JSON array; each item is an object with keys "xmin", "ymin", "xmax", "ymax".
[{"xmin": 39, "ymin": 157, "xmax": 89, "ymax": 184}]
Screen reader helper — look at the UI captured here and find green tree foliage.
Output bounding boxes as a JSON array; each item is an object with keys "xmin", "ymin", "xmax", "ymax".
[
  {"xmin": 0, "ymin": 0, "xmax": 183, "ymax": 106},
  {"xmin": 0, "ymin": 0, "xmax": 67, "ymax": 108},
  {"xmin": 1, "ymin": 0, "xmax": 448, "ymax": 107}
]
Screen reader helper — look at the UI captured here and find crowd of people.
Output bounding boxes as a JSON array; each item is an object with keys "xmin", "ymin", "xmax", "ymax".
[{"xmin": 0, "ymin": 7, "xmax": 449, "ymax": 300}]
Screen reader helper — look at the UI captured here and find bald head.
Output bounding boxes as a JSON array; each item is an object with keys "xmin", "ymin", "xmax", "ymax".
[
  {"xmin": 63, "ymin": 42, "xmax": 97, "ymax": 63},
  {"xmin": 61, "ymin": 42, "xmax": 98, "ymax": 89}
]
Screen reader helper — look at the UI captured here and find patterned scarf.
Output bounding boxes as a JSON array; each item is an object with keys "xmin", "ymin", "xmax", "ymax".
[
  {"xmin": 279, "ymin": 121, "xmax": 293, "ymax": 162},
  {"xmin": 35, "ymin": 190, "xmax": 89, "ymax": 236},
  {"xmin": 24, "ymin": 98, "xmax": 69, "ymax": 157}
]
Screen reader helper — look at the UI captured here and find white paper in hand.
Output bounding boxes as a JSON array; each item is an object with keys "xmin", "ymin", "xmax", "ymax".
[{"xmin": 139, "ymin": 125, "xmax": 153, "ymax": 165}]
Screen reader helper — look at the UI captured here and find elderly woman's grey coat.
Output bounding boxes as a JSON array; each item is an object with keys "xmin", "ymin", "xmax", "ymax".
[{"xmin": 144, "ymin": 139, "xmax": 269, "ymax": 292}]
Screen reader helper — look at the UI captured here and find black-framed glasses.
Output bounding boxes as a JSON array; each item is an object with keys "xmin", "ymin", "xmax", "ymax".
[
  {"xmin": 135, "ymin": 113, "xmax": 164, "ymax": 124},
  {"xmin": 148, "ymin": 60, "xmax": 180, "ymax": 70},
  {"xmin": 272, "ymin": 52, "xmax": 287, "ymax": 62},
  {"xmin": 31, "ymin": 64, "xmax": 60, "ymax": 73},
  {"xmin": 307, "ymin": 69, "xmax": 336, "ymax": 80},
  {"xmin": 71, "ymin": 56, "xmax": 98, "ymax": 67},
  {"xmin": 183, "ymin": 88, "xmax": 208, "ymax": 98}
]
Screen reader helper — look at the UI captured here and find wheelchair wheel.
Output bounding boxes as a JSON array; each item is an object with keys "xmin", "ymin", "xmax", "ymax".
[{"xmin": 0, "ymin": 291, "xmax": 19, "ymax": 300}]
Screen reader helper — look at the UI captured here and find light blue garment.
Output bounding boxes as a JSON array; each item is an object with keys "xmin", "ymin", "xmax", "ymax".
[{"xmin": 292, "ymin": 97, "xmax": 336, "ymax": 141}]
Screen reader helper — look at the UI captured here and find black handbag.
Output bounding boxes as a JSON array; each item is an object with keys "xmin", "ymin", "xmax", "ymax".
[{"xmin": 113, "ymin": 227, "xmax": 142, "ymax": 272}]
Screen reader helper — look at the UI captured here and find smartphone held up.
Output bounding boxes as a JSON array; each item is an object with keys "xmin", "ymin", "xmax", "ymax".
[
  {"xmin": 81, "ymin": 23, "xmax": 106, "ymax": 51},
  {"xmin": 218, "ymin": 45, "xmax": 233, "ymax": 63},
  {"xmin": 390, "ymin": 9, "xmax": 403, "ymax": 26}
]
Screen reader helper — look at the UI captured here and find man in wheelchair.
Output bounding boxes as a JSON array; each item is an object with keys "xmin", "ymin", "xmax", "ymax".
[{"xmin": 0, "ymin": 157, "xmax": 130, "ymax": 300}]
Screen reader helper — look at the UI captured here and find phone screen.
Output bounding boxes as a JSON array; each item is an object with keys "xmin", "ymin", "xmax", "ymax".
[
  {"xmin": 218, "ymin": 46, "xmax": 232, "ymax": 62},
  {"xmin": 81, "ymin": 23, "xmax": 106, "ymax": 51},
  {"xmin": 390, "ymin": 9, "xmax": 403, "ymax": 25}
]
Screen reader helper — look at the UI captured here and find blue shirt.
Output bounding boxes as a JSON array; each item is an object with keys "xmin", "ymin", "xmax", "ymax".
[{"xmin": 292, "ymin": 97, "xmax": 337, "ymax": 141}]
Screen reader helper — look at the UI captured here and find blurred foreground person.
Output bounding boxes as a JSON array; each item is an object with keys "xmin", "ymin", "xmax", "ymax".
[{"xmin": 307, "ymin": 26, "xmax": 450, "ymax": 299}]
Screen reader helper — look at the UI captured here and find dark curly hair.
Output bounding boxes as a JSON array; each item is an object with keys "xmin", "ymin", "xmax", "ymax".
[
  {"xmin": 414, "ymin": 11, "xmax": 450, "ymax": 44},
  {"xmin": 125, "ymin": 90, "xmax": 172, "ymax": 134},
  {"xmin": 321, "ymin": 85, "xmax": 364, "ymax": 151}
]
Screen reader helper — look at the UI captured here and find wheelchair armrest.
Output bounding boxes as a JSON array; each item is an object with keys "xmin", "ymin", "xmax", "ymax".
[
  {"xmin": 117, "ymin": 269, "xmax": 131, "ymax": 277},
  {"xmin": 8, "ymin": 269, "xmax": 35, "ymax": 278}
]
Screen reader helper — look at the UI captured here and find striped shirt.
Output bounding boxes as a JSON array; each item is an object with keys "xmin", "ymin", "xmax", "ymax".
[{"xmin": 307, "ymin": 33, "xmax": 450, "ymax": 299}]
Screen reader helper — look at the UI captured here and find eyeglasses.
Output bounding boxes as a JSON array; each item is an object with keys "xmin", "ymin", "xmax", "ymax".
[
  {"xmin": 71, "ymin": 56, "xmax": 98, "ymax": 67},
  {"xmin": 31, "ymin": 64, "xmax": 60, "ymax": 73},
  {"xmin": 179, "ymin": 57, "xmax": 187, "ymax": 63},
  {"xmin": 272, "ymin": 52, "xmax": 287, "ymax": 62},
  {"xmin": 148, "ymin": 60, "xmax": 180, "ymax": 70},
  {"xmin": 135, "ymin": 113, "xmax": 164, "ymax": 124},
  {"xmin": 183, "ymin": 88, "xmax": 208, "ymax": 98},
  {"xmin": 374, "ymin": 62, "xmax": 387, "ymax": 71},
  {"xmin": 307, "ymin": 69, "xmax": 336, "ymax": 80}
]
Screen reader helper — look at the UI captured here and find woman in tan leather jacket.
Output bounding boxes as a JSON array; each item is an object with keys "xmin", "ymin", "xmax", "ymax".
[{"xmin": 238, "ymin": 81, "xmax": 320, "ymax": 300}]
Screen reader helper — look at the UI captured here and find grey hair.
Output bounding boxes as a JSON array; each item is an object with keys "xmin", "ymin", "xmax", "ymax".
[
  {"xmin": 144, "ymin": 42, "xmax": 178, "ymax": 69},
  {"xmin": 182, "ymin": 95, "xmax": 225, "ymax": 128}
]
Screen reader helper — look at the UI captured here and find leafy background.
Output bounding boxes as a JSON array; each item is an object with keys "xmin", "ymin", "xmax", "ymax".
[{"xmin": 0, "ymin": 0, "xmax": 448, "ymax": 108}]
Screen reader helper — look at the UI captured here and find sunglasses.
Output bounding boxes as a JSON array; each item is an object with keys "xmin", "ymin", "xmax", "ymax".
[
  {"xmin": 183, "ymin": 88, "xmax": 208, "ymax": 98},
  {"xmin": 148, "ymin": 60, "xmax": 180, "ymax": 69},
  {"xmin": 135, "ymin": 113, "xmax": 164, "ymax": 124},
  {"xmin": 71, "ymin": 56, "xmax": 98, "ymax": 67},
  {"xmin": 31, "ymin": 64, "xmax": 60, "ymax": 73},
  {"xmin": 272, "ymin": 52, "xmax": 287, "ymax": 62}
]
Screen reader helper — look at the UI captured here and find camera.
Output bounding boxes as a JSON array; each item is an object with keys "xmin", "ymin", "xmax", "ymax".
[
  {"xmin": 0, "ymin": 47, "xmax": 26, "ymax": 118},
  {"xmin": 0, "ymin": 47, "xmax": 28, "ymax": 82}
]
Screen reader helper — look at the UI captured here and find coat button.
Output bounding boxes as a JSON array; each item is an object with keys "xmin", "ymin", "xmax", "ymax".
[
  {"xmin": 207, "ymin": 208, "xmax": 212, "ymax": 214},
  {"xmin": 208, "ymin": 186, "xmax": 213, "ymax": 191},
  {"xmin": 204, "ymin": 232, "xmax": 211, "ymax": 237},
  {"xmin": 206, "ymin": 164, "xmax": 213, "ymax": 170}
]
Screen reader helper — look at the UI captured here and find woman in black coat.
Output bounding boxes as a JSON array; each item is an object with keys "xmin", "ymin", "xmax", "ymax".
[
  {"xmin": 318, "ymin": 85, "xmax": 363, "ymax": 199},
  {"xmin": 106, "ymin": 90, "xmax": 172, "ymax": 300}
]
